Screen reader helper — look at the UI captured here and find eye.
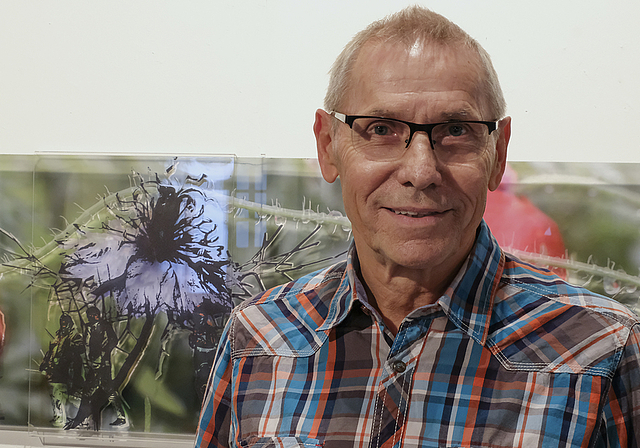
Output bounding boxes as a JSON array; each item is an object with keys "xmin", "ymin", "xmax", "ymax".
[
  {"xmin": 366, "ymin": 120, "xmax": 401, "ymax": 137},
  {"xmin": 350, "ymin": 117, "xmax": 408, "ymax": 147},
  {"xmin": 373, "ymin": 125, "xmax": 391, "ymax": 136},
  {"xmin": 446, "ymin": 123, "xmax": 467, "ymax": 137}
]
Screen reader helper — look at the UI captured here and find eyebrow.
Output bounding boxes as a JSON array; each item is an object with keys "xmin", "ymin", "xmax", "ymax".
[
  {"xmin": 440, "ymin": 110, "xmax": 475, "ymax": 121},
  {"xmin": 363, "ymin": 109, "xmax": 478, "ymax": 123},
  {"xmin": 365, "ymin": 109, "xmax": 400, "ymax": 118}
]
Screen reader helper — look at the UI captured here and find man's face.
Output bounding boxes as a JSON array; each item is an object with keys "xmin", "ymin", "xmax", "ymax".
[{"xmin": 316, "ymin": 40, "xmax": 510, "ymax": 281}]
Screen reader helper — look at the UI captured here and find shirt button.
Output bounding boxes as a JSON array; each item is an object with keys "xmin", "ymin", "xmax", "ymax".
[{"xmin": 392, "ymin": 360, "xmax": 406, "ymax": 373}]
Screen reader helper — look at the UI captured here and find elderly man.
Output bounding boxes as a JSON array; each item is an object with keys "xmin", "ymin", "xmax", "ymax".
[{"xmin": 196, "ymin": 6, "xmax": 640, "ymax": 447}]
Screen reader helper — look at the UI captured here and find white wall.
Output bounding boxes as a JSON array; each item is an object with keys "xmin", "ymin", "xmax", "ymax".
[{"xmin": 1, "ymin": 0, "xmax": 639, "ymax": 163}]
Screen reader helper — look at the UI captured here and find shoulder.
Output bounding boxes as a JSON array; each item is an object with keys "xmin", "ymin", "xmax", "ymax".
[
  {"xmin": 227, "ymin": 261, "xmax": 348, "ymax": 359},
  {"xmin": 499, "ymin": 254, "xmax": 637, "ymax": 326},
  {"xmin": 240, "ymin": 260, "xmax": 347, "ymax": 310},
  {"xmin": 489, "ymin": 253, "xmax": 639, "ymax": 377}
]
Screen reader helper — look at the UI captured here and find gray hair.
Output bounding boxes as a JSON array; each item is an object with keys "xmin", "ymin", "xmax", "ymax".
[{"xmin": 324, "ymin": 6, "xmax": 506, "ymax": 120}]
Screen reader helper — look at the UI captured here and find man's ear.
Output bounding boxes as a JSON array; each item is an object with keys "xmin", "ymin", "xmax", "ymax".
[
  {"xmin": 314, "ymin": 109, "xmax": 340, "ymax": 183},
  {"xmin": 488, "ymin": 116, "xmax": 511, "ymax": 191}
]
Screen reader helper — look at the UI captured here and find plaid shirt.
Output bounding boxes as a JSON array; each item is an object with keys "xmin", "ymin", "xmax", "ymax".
[{"xmin": 196, "ymin": 222, "xmax": 640, "ymax": 448}]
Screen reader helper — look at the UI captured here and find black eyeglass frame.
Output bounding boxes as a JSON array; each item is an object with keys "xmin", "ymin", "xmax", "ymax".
[{"xmin": 330, "ymin": 111, "xmax": 498, "ymax": 150}]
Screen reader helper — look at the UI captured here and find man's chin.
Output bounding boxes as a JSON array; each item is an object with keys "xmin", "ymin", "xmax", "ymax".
[{"xmin": 381, "ymin": 240, "xmax": 463, "ymax": 270}]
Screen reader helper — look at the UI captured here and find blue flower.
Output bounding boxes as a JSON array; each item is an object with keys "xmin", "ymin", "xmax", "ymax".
[{"xmin": 59, "ymin": 179, "xmax": 231, "ymax": 314}]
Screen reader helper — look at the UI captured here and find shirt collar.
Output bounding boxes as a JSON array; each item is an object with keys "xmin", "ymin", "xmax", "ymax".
[
  {"xmin": 437, "ymin": 221, "xmax": 505, "ymax": 345},
  {"xmin": 316, "ymin": 241, "xmax": 362, "ymax": 331},
  {"xmin": 318, "ymin": 220, "xmax": 504, "ymax": 345}
]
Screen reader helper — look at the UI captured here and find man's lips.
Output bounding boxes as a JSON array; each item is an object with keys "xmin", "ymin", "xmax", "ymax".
[{"xmin": 384, "ymin": 207, "xmax": 450, "ymax": 218}]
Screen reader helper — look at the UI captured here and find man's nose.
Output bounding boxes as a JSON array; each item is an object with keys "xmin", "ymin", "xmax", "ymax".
[{"xmin": 396, "ymin": 133, "xmax": 442, "ymax": 189}]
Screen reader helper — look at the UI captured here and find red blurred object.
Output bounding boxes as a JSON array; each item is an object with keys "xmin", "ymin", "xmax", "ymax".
[{"xmin": 484, "ymin": 166, "xmax": 567, "ymax": 278}]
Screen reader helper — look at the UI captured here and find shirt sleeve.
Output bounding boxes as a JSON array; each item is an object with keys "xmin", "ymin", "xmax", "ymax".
[
  {"xmin": 194, "ymin": 317, "xmax": 234, "ymax": 448},
  {"xmin": 600, "ymin": 322, "xmax": 640, "ymax": 447}
]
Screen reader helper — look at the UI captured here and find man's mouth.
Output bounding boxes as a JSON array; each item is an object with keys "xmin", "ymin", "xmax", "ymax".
[{"xmin": 390, "ymin": 209, "xmax": 446, "ymax": 218}]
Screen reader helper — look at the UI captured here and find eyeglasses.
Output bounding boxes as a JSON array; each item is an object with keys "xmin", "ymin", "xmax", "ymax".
[{"xmin": 330, "ymin": 111, "xmax": 498, "ymax": 163}]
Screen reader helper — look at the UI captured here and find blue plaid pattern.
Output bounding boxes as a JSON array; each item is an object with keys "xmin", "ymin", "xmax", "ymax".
[{"xmin": 196, "ymin": 221, "xmax": 640, "ymax": 448}]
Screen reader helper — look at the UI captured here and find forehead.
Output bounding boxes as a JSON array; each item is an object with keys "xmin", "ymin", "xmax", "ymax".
[{"xmin": 345, "ymin": 39, "xmax": 487, "ymax": 119}]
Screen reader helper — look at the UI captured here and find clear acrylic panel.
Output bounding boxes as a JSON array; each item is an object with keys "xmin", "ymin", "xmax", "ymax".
[{"xmin": 0, "ymin": 155, "xmax": 638, "ymax": 447}]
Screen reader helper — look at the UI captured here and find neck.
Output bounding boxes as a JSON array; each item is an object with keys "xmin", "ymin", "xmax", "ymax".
[
  {"xmin": 358, "ymin": 263, "xmax": 453, "ymax": 336},
  {"xmin": 356, "ymin": 246, "xmax": 469, "ymax": 335}
]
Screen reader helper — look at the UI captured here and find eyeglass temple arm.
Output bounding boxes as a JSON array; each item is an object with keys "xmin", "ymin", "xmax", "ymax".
[{"xmin": 330, "ymin": 111, "xmax": 349, "ymax": 125}]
